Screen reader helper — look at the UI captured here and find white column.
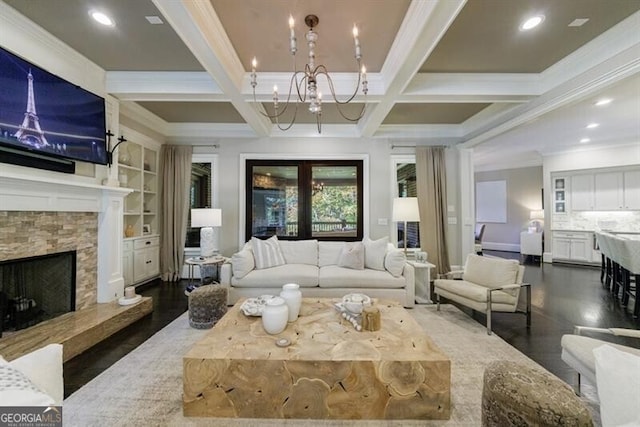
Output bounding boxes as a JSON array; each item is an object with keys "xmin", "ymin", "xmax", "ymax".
[
  {"xmin": 458, "ymin": 148, "xmax": 475, "ymax": 260},
  {"xmin": 97, "ymin": 187, "xmax": 131, "ymax": 302}
]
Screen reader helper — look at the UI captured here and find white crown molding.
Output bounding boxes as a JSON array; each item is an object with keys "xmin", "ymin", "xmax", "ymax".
[
  {"xmin": 374, "ymin": 124, "xmax": 463, "ymax": 140},
  {"xmin": 119, "ymin": 101, "xmax": 169, "ymax": 137},
  {"xmin": 474, "ymin": 157, "xmax": 543, "ymax": 173},
  {"xmin": 166, "ymin": 123, "xmax": 256, "ymax": 141},
  {"xmin": 0, "ymin": 1, "xmax": 105, "ymax": 96},
  {"xmin": 359, "ymin": 0, "xmax": 466, "ymax": 138},
  {"xmin": 405, "ymin": 73, "xmax": 542, "ymax": 97},
  {"xmin": 538, "ymin": 138, "xmax": 640, "ymax": 157},
  {"xmin": 152, "ymin": 0, "xmax": 271, "ymax": 137},
  {"xmin": 106, "ymin": 71, "xmax": 223, "ymax": 100}
]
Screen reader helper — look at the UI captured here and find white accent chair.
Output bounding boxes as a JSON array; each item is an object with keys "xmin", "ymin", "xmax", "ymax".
[
  {"xmin": 560, "ymin": 326, "xmax": 640, "ymax": 394},
  {"xmin": 434, "ymin": 254, "xmax": 531, "ymax": 335}
]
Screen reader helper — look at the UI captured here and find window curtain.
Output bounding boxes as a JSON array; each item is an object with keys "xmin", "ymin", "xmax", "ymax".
[
  {"xmin": 159, "ymin": 145, "xmax": 193, "ymax": 282},
  {"xmin": 415, "ymin": 146, "xmax": 451, "ymax": 276}
]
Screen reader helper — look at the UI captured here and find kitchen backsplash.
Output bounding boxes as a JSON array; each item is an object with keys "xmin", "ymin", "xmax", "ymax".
[{"xmin": 552, "ymin": 211, "xmax": 640, "ymax": 232}]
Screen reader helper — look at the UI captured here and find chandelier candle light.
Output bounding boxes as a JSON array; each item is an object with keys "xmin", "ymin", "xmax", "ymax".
[{"xmin": 250, "ymin": 14, "xmax": 368, "ymax": 133}]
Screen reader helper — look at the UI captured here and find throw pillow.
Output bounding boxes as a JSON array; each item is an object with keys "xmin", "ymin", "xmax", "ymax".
[
  {"xmin": 363, "ymin": 236, "xmax": 388, "ymax": 271},
  {"xmin": 384, "ymin": 249, "xmax": 406, "ymax": 277},
  {"xmin": 0, "ymin": 357, "xmax": 56, "ymax": 406},
  {"xmin": 251, "ymin": 236, "xmax": 286, "ymax": 270},
  {"xmin": 594, "ymin": 344, "xmax": 640, "ymax": 427},
  {"xmin": 9, "ymin": 343, "xmax": 63, "ymax": 405},
  {"xmin": 337, "ymin": 242, "xmax": 365, "ymax": 270},
  {"xmin": 231, "ymin": 248, "xmax": 255, "ymax": 279}
]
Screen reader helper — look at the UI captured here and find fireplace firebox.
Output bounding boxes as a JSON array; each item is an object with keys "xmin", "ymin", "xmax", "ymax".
[{"xmin": 0, "ymin": 251, "xmax": 76, "ymax": 336}]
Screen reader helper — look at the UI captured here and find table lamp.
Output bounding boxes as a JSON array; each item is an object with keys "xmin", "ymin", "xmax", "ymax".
[
  {"xmin": 392, "ymin": 197, "xmax": 420, "ymax": 255},
  {"xmin": 191, "ymin": 208, "xmax": 222, "ymax": 257},
  {"xmin": 529, "ymin": 209, "xmax": 544, "ymax": 232}
]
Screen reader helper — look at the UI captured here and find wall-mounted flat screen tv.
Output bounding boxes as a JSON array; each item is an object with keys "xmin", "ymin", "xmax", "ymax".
[{"xmin": 0, "ymin": 46, "xmax": 107, "ymax": 166}]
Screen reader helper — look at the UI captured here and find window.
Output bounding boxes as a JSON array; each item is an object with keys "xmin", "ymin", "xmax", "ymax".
[
  {"xmin": 186, "ymin": 154, "xmax": 218, "ymax": 249},
  {"xmin": 246, "ymin": 160, "xmax": 363, "ymax": 241},
  {"xmin": 393, "ymin": 157, "xmax": 420, "ymax": 250}
]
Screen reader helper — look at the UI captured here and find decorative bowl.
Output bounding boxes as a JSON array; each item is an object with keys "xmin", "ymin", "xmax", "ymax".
[{"xmin": 342, "ymin": 293, "xmax": 372, "ymax": 314}]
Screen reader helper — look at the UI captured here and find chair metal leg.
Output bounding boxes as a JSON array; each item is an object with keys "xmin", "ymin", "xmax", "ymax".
[
  {"xmin": 436, "ymin": 293, "xmax": 441, "ymax": 311},
  {"xmin": 574, "ymin": 372, "xmax": 582, "ymax": 395},
  {"xmin": 526, "ymin": 284, "xmax": 532, "ymax": 328}
]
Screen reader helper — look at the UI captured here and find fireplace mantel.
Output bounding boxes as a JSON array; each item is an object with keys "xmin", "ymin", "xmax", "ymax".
[
  {"xmin": 0, "ymin": 170, "xmax": 130, "ymax": 212},
  {"xmin": 0, "ymin": 169, "xmax": 133, "ymax": 303}
]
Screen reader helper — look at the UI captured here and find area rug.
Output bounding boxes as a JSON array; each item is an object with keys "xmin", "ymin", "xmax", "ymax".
[{"xmin": 63, "ymin": 304, "xmax": 596, "ymax": 426}]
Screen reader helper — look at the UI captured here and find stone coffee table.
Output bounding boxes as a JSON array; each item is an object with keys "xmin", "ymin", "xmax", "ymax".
[{"xmin": 183, "ymin": 298, "xmax": 451, "ymax": 420}]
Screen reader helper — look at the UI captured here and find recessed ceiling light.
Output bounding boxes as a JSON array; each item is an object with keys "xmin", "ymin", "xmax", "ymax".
[
  {"xmin": 145, "ymin": 16, "xmax": 163, "ymax": 25},
  {"xmin": 586, "ymin": 123, "xmax": 599, "ymax": 129},
  {"xmin": 595, "ymin": 98, "xmax": 612, "ymax": 106},
  {"xmin": 90, "ymin": 11, "xmax": 115, "ymax": 27},
  {"xmin": 520, "ymin": 15, "xmax": 545, "ymax": 31},
  {"xmin": 568, "ymin": 18, "xmax": 589, "ymax": 27},
  {"xmin": 580, "ymin": 138, "xmax": 591, "ymax": 143}
]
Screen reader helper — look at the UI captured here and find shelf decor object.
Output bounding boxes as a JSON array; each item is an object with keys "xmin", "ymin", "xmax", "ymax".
[
  {"xmin": 191, "ymin": 208, "xmax": 222, "ymax": 257},
  {"xmin": 392, "ymin": 197, "xmax": 420, "ymax": 256}
]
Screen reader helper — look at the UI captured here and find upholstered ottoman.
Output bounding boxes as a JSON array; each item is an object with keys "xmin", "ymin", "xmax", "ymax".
[
  {"xmin": 482, "ymin": 361, "xmax": 593, "ymax": 427},
  {"xmin": 188, "ymin": 284, "xmax": 227, "ymax": 329}
]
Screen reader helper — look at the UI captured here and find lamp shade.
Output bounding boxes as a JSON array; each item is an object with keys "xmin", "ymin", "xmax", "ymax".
[
  {"xmin": 191, "ymin": 208, "xmax": 222, "ymax": 228},
  {"xmin": 529, "ymin": 210, "xmax": 544, "ymax": 220},
  {"xmin": 392, "ymin": 197, "xmax": 420, "ymax": 222}
]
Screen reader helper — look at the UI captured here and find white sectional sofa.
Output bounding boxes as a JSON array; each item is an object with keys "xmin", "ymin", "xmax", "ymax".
[{"xmin": 220, "ymin": 237, "xmax": 415, "ymax": 307}]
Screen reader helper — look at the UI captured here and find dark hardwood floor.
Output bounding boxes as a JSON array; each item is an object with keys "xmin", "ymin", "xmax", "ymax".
[{"xmin": 63, "ymin": 252, "xmax": 639, "ymax": 399}]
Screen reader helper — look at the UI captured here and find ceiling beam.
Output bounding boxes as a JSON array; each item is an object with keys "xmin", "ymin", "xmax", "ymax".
[
  {"xmin": 358, "ymin": 0, "xmax": 467, "ymax": 137},
  {"xmin": 152, "ymin": 0, "xmax": 271, "ymax": 137}
]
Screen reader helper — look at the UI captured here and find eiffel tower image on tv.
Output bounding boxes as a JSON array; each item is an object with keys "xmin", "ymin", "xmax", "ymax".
[{"xmin": 14, "ymin": 69, "xmax": 50, "ymax": 149}]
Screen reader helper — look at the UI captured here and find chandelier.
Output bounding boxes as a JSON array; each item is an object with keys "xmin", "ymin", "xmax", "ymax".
[{"xmin": 250, "ymin": 14, "xmax": 368, "ymax": 134}]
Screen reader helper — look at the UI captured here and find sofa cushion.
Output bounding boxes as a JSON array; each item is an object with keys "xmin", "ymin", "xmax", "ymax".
[
  {"xmin": 434, "ymin": 279, "xmax": 517, "ymax": 305},
  {"xmin": 594, "ymin": 344, "xmax": 640, "ymax": 427},
  {"xmin": 232, "ymin": 264, "xmax": 319, "ymax": 288},
  {"xmin": 0, "ymin": 357, "xmax": 56, "ymax": 406},
  {"xmin": 363, "ymin": 237, "xmax": 388, "ymax": 271},
  {"xmin": 338, "ymin": 242, "xmax": 365, "ymax": 270},
  {"xmin": 463, "ymin": 254, "xmax": 519, "ymax": 288},
  {"xmin": 319, "ymin": 265, "xmax": 406, "ymax": 289},
  {"xmin": 231, "ymin": 248, "xmax": 255, "ymax": 279},
  {"xmin": 384, "ymin": 249, "xmax": 406, "ymax": 278},
  {"xmin": 560, "ymin": 335, "xmax": 640, "ymax": 382},
  {"xmin": 8, "ymin": 343, "xmax": 63, "ymax": 405},
  {"xmin": 318, "ymin": 242, "xmax": 344, "ymax": 267},
  {"xmin": 278, "ymin": 239, "xmax": 318, "ymax": 265},
  {"xmin": 251, "ymin": 236, "xmax": 286, "ymax": 269}
]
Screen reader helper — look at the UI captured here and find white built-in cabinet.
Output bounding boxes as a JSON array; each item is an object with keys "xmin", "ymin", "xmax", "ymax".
[
  {"xmin": 594, "ymin": 172, "xmax": 623, "ymax": 210},
  {"xmin": 118, "ymin": 127, "xmax": 161, "ymax": 286}
]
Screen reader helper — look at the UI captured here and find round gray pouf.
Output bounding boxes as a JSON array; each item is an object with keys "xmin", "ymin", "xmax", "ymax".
[
  {"xmin": 188, "ymin": 284, "xmax": 228, "ymax": 329},
  {"xmin": 482, "ymin": 361, "xmax": 593, "ymax": 427}
]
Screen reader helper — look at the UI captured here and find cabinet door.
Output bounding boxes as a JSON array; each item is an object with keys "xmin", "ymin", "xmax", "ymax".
[
  {"xmin": 146, "ymin": 247, "xmax": 160, "ymax": 277},
  {"xmin": 571, "ymin": 175, "xmax": 593, "ymax": 210},
  {"xmin": 569, "ymin": 239, "xmax": 591, "ymax": 262},
  {"xmin": 594, "ymin": 172, "xmax": 623, "ymax": 210},
  {"xmin": 133, "ymin": 250, "xmax": 148, "ymax": 282},
  {"xmin": 552, "ymin": 238, "xmax": 571, "ymax": 259},
  {"xmin": 623, "ymin": 170, "xmax": 640, "ymax": 209},
  {"xmin": 123, "ymin": 250, "xmax": 134, "ymax": 286}
]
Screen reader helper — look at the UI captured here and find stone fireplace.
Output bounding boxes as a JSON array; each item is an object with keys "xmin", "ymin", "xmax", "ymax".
[{"xmin": 0, "ymin": 170, "xmax": 130, "ymax": 309}]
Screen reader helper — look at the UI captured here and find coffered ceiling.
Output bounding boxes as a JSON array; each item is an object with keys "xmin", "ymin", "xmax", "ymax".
[{"xmin": 2, "ymin": 0, "xmax": 640, "ymax": 169}]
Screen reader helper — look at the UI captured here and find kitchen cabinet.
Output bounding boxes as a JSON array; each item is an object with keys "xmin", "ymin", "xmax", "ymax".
[
  {"xmin": 570, "ymin": 175, "xmax": 593, "ymax": 211},
  {"xmin": 594, "ymin": 172, "xmax": 623, "ymax": 210},
  {"xmin": 552, "ymin": 231, "xmax": 594, "ymax": 264},
  {"xmin": 623, "ymin": 170, "xmax": 640, "ymax": 209},
  {"xmin": 552, "ymin": 177, "xmax": 567, "ymax": 214}
]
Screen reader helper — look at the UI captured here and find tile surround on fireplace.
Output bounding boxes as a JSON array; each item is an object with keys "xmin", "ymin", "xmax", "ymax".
[{"xmin": 0, "ymin": 211, "xmax": 97, "ymax": 310}]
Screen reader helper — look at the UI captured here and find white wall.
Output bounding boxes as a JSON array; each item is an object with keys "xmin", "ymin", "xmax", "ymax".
[{"xmin": 475, "ymin": 166, "xmax": 543, "ymax": 252}]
